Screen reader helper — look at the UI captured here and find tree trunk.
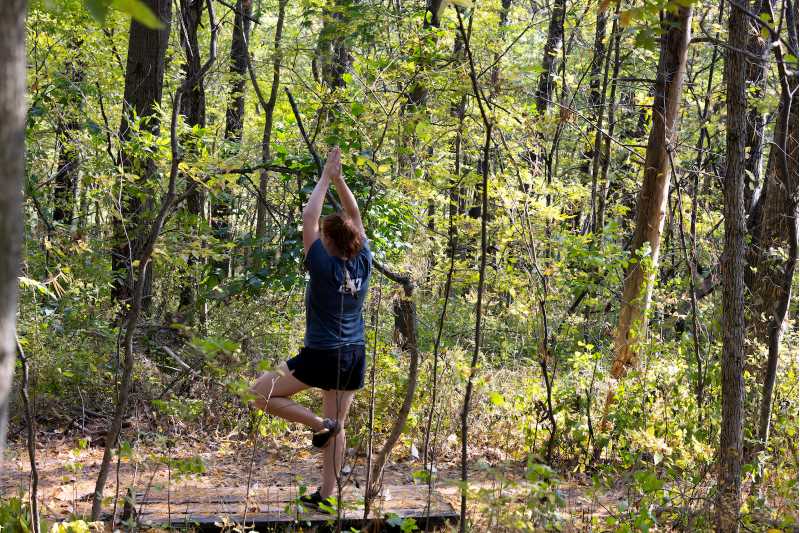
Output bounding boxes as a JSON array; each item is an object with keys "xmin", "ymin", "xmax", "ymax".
[
  {"xmin": 313, "ymin": 0, "xmax": 353, "ymax": 89},
  {"xmin": 364, "ymin": 285, "xmax": 420, "ymax": 518},
  {"xmin": 0, "ymin": 0, "xmax": 26, "ymax": 455},
  {"xmin": 404, "ymin": 0, "xmax": 444, "ymax": 262},
  {"xmin": 454, "ymin": 10, "xmax": 493, "ymax": 530},
  {"xmin": 753, "ymin": 2, "xmax": 799, "ymax": 449},
  {"xmin": 595, "ymin": 22, "xmax": 622, "ymax": 235},
  {"xmin": 601, "ymin": 5, "xmax": 693, "ymax": 430},
  {"xmin": 223, "ymin": 0, "xmax": 252, "ymax": 143},
  {"xmin": 743, "ymin": 0, "xmax": 775, "ymax": 211},
  {"xmin": 534, "ymin": 0, "xmax": 565, "ymax": 113},
  {"xmin": 111, "ymin": 0, "xmax": 172, "ymax": 310},
  {"xmin": 587, "ymin": 7, "xmax": 611, "ymax": 233},
  {"xmin": 177, "ymin": 0, "xmax": 207, "ymax": 318},
  {"xmin": 213, "ymin": 0, "xmax": 253, "ymax": 278},
  {"xmin": 490, "ymin": 0, "xmax": 513, "ymax": 93},
  {"xmin": 94, "ymin": 2, "xmax": 218, "ymax": 510},
  {"xmin": 254, "ymin": 0, "xmax": 287, "ymax": 244},
  {"xmin": 53, "ymin": 53, "xmax": 84, "ymax": 227},
  {"xmin": 717, "ymin": 3, "xmax": 748, "ymax": 531},
  {"xmin": 363, "ymin": 3, "xmax": 442, "ymax": 516},
  {"xmin": 17, "ymin": 340, "xmax": 40, "ymax": 533}
]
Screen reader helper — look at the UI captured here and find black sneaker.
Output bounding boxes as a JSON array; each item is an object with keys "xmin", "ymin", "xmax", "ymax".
[
  {"xmin": 299, "ymin": 489, "xmax": 335, "ymax": 514},
  {"xmin": 312, "ymin": 418, "xmax": 341, "ymax": 449}
]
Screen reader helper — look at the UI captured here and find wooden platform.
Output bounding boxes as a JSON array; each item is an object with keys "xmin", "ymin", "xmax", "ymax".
[{"xmin": 127, "ymin": 485, "xmax": 458, "ymax": 530}]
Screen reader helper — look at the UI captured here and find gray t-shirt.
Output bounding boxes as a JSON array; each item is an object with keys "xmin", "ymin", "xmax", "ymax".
[{"xmin": 304, "ymin": 238, "xmax": 372, "ymax": 349}]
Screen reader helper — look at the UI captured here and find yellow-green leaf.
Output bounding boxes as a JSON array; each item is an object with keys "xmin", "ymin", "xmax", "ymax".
[{"xmin": 111, "ymin": 0, "xmax": 165, "ymax": 29}]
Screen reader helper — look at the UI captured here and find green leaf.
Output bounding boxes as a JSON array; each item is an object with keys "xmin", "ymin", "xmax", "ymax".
[
  {"xmin": 111, "ymin": 0, "xmax": 165, "ymax": 28},
  {"xmin": 350, "ymin": 102, "xmax": 365, "ymax": 116},
  {"xmin": 411, "ymin": 470, "xmax": 430, "ymax": 484},
  {"xmin": 83, "ymin": 0, "xmax": 110, "ymax": 23},
  {"xmin": 488, "ymin": 391, "xmax": 506, "ymax": 407}
]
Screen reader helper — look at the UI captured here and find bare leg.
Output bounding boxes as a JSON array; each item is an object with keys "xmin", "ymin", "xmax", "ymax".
[
  {"xmin": 249, "ymin": 362, "xmax": 324, "ymax": 431},
  {"xmin": 320, "ymin": 389, "xmax": 355, "ymax": 498}
]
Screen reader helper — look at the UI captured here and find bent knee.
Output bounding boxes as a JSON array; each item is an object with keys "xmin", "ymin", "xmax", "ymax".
[{"xmin": 249, "ymin": 371, "xmax": 282, "ymax": 407}]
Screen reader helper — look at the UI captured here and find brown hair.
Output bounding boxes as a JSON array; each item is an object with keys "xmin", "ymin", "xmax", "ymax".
[{"xmin": 322, "ymin": 212, "xmax": 363, "ymax": 260}]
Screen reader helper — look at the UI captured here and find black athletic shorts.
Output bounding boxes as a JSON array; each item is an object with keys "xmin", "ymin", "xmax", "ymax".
[{"xmin": 286, "ymin": 344, "xmax": 366, "ymax": 391}]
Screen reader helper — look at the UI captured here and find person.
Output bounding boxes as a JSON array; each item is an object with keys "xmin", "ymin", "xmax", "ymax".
[{"xmin": 248, "ymin": 146, "xmax": 372, "ymax": 512}]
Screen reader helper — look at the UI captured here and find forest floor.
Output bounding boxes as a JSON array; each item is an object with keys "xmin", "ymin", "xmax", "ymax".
[{"xmin": 1, "ymin": 425, "xmax": 630, "ymax": 531}]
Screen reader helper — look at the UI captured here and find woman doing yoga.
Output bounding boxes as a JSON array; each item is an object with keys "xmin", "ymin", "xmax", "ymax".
[{"xmin": 249, "ymin": 146, "xmax": 372, "ymax": 511}]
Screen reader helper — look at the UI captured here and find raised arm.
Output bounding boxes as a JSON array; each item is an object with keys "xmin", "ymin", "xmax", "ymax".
[
  {"xmin": 328, "ymin": 148, "xmax": 365, "ymax": 237},
  {"xmin": 302, "ymin": 154, "xmax": 334, "ymax": 254}
]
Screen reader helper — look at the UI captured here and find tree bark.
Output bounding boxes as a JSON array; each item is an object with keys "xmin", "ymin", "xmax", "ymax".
[
  {"xmin": 111, "ymin": 0, "xmax": 172, "ymax": 310},
  {"xmin": 223, "ymin": 0, "xmax": 252, "ymax": 144},
  {"xmin": 534, "ymin": 0, "xmax": 565, "ymax": 113},
  {"xmin": 753, "ymin": 0, "xmax": 799, "ymax": 448},
  {"xmin": 212, "ymin": 0, "xmax": 253, "ymax": 277},
  {"xmin": 595, "ymin": 21, "xmax": 622, "ymax": 235},
  {"xmin": 588, "ymin": 9, "xmax": 607, "ymax": 112},
  {"xmin": 717, "ymin": 3, "xmax": 748, "ymax": 531},
  {"xmin": 17, "ymin": 339, "xmax": 40, "ymax": 533},
  {"xmin": 601, "ymin": 5, "xmax": 693, "ymax": 430},
  {"xmin": 177, "ymin": 0, "xmax": 207, "ymax": 317},
  {"xmin": 53, "ymin": 52, "xmax": 84, "ymax": 226},
  {"xmin": 0, "ymin": 0, "xmax": 26, "ymax": 457},
  {"xmin": 313, "ymin": 0, "xmax": 353, "ymax": 89},
  {"xmin": 455, "ymin": 9, "xmax": 493, "ymax": 531},
  {"xmin": 743, "ymin": 0, "xmax": 775, "ymax": 211},
  {"xmin": 588, "ymin": 7, "xmax": 612, "ymax": 233},
  {"xmin": 253, "ymin": 0, "xmax": 287, "ymax": 244}
]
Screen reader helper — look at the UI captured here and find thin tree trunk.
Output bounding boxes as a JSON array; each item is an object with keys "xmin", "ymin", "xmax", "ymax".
[
  {"xmin": 177, "ymin": 0, "xmax": 207, "ymax": 318},
  {"xmin": 490, "ymin": 0, "xmax": 513, "ymax": 94},
  {"xmin": 111, "ymin": 0, "xmax": 172, "ymax": 311},
  {"xmin": 213, "ymin": 0, "xmax": 253, "ymax": 277},
  {"xmin": 754, "ymin": 1, "xmax": 799, "ymax": 447},
  {"xmin": 717, "ymin": 3, "xmax": 748, "ymax": 530},
  {"xmin": 364, "ymin": 285, "xmax": 420, "ymax": 519},
  {"xmin": 93, "ymin": 4, "xmax": 218, "ymax": 515},
  {"xmin": 53, "ymin": 130, "xmax": 80, "ymax": 226},
  {"xmin": 743, "ymin": 0, "xmax": 775, "ymax": 211},
  {"xmin": 17, "ymin": 339, "xmax": 40, "ymax": 533},
  {"xmin": 689, "ymin": 0, "xmax": 723, "ymax": 263},
  {"xmin": 53, "ymin": 53, "xmax": 84, "ymax": 227},
  {"xmin": 455, "ymin": 9, "xmax": 493, "ymax": 532},
  {"xmin": 595, "ymin": 22, "xmax": 622, "ymax": 235},
  {"xmin": 363, "ymin": 3, "xmax": 442, "ymax": 517},
  {"xmin": 254, "ymin": 0, "xmax": 287, "ymax": 243},
  {"xmin": 588, "ymin": 7, "xmax": 613, "ymax": 233},
  {"xmin": 313, "ymin": 0, "xmax": 353, "ymax": 89},
  {"xmin": 600, "ymin": 5, "xmax": 693, "ymax": 432},
  {"xmin": 223, "ymin": 0, "xmax": 252, "ymax": 143},
  {"xmin": 405, "ymin": 0, "xmax": 445, "ymax": 262},
  {"xmin": 0, "ymin": 0, "xmax": 26, "ymax": 455},
  {"xmin": 672, "ymin": 157, "xmax": 705, "ymax": 412},
  {"xmin": 535, "ymin": 0, "xmax": 565, "ymax": 113}
]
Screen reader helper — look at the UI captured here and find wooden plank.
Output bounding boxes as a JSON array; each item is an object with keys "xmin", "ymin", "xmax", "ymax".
[{"xmin": 131, "ymin": 485, "xmax": 458, "ymax": 529}]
